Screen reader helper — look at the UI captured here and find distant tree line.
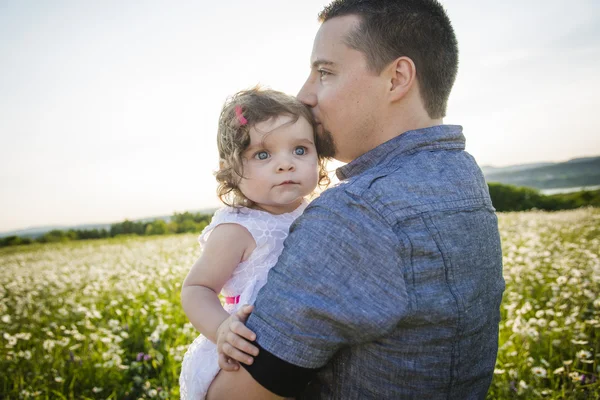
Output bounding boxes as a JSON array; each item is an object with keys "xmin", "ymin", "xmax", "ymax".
[
  {"xmin": 487, "ymin": 183, "xmax": 600, "ymax": 212},
  {"xmin": 0, "ymin": 211, "xmax": 212, "ymax": 248},
  {"xmin": 2, "ymin": 184, "xmax": 600, "ymax": 248}
]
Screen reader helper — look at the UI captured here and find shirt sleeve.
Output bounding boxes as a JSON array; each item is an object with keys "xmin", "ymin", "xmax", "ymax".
[{"xmin": 245, "ymin": 188, "xmax": 409, "ymax": 370}]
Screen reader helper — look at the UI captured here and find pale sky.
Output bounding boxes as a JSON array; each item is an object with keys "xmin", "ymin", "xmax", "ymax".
[{"xmin": 1, "ymin": 0, "xmax": 599, "ymax": 232}]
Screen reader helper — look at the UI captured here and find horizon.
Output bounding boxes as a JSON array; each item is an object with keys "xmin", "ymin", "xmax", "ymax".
[
  {"xmin": 0, "ymin": 206, "xmax": 220, "ymax": 236},
  {"xmin": 1, "ymin": 0, "xmax": 599, "ymax": 232},
  {"xmin": 3, "ymin": 154, "xmax": 598, "ymax": 235}
]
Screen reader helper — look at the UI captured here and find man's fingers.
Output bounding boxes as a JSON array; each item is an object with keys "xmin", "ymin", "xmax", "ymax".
[
  {"xmin": 226, "ymin": 331, "xmax": 259, "ymax": 357},
  {"xmin": 222, "ymin": 342, "xmax": 255, "ymax": 365},
  {"xmin": 230, "ymin": 320, "xmax": 257, "ymax": 343},
  {"xmin": 218, "ymin": 352, "xmax": 239, "ymax": 371}
]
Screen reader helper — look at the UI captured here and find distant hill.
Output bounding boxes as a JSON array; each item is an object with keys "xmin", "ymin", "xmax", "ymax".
[
  {"xmin": 0, "ymin": 208, "xmax": 217, "ymax": 239},
  {"xmin": 480, "ymin": 162, "xmax": 555, "ymax": 175},
  {"xmin": 483, "ymin": 156, "xmax": 600, "ymax": 190}
]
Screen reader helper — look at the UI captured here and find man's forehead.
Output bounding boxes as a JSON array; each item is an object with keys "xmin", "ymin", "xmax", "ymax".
[{"xmin": 311, "ymin": 15, "xmax": 361, "ymax": 62}]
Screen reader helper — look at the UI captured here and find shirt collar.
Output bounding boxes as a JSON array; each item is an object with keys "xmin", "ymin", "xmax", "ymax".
[{"xmin": 336, "ymin": 125, "xmax": 465, "ymax": 181}]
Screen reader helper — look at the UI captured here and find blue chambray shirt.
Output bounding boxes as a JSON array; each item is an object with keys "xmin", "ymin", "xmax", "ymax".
[{"xmin": 246, "ymin": 125, "xmax": 505, "ymax": 399}]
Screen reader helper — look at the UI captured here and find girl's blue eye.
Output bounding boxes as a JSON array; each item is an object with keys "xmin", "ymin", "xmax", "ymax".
[
  {"xmin": 255, "ymin": 151, "xmax": 269, "ymax": 160},
  {"xmin": 294, "ymin": 146, "xmax": 306, "ymax": 156}
]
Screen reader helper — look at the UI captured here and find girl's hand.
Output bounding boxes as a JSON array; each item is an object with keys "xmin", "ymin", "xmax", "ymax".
[{"xmin": 216, "ymin": 304, "xmax": 259, "ymax": 371}]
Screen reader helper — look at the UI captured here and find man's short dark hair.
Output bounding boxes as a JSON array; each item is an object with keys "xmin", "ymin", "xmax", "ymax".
[{"xmin": 319, "ymin": 0, "xmax": 459, "ymax": 119}]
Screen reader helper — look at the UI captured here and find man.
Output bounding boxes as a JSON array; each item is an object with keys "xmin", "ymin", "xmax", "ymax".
[{"xmin": 207, "ymin": 0, "xmax": 505, "ymax": 398}]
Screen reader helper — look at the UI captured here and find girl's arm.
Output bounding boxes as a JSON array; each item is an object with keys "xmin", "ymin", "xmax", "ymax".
[{"xmin": 181, "ymin": 223, "xmax": 256, "ymax": 344}]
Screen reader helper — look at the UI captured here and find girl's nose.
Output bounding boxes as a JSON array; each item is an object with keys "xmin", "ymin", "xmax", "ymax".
[{"xmin": 277, "ymin": 158, "xmax": 295, "ymax": 172}]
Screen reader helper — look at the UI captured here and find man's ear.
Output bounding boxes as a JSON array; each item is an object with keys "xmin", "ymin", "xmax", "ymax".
[{"xmin": 387, "ymin": 56, "xmax": 417, "ymax": 102}]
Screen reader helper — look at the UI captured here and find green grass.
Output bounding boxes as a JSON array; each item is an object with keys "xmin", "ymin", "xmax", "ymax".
[{"xmin": 1, "ymin": 209, "xmax": 599, "ymax": 399}]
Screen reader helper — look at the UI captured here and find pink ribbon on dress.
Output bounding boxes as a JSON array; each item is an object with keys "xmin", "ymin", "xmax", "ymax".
[{"xmin": 225, "ymin": 295, "xmax": 240, "ymax": 304}]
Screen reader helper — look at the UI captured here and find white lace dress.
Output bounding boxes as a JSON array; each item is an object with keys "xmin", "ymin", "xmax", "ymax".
[{"xmin": 179, "ymin": 201, "xmax": 308, "ymax": 399}]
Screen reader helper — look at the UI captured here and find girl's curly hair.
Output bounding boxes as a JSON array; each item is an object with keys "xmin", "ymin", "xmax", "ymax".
[{"xmin": 215, "ymin": 86, "xmax": 330, "ymax": 207}]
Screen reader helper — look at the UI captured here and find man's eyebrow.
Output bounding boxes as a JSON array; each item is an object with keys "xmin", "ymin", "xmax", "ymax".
[{"xmin": 311, "ymin": 59, "xmax": 335, "ymax": 69}]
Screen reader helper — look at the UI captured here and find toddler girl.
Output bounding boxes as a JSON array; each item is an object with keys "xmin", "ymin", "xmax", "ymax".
[{"xmin": 179, "ymin": 87, "xmax": 328, "ymax": 399}]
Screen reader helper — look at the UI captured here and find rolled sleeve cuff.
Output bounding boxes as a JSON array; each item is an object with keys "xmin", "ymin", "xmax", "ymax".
[
  {"xmin": 246, "ymin": 312, "xmax": 332, "ymax": 369},
  {"xmin": 241, "ymin": 340, "xmax": 318, "ymax": 397}
]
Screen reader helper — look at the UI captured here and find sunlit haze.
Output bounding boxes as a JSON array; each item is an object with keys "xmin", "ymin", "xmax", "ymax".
[{"xmin": 1, "ymin": 0, "xmax": 599, "ymax": 232}]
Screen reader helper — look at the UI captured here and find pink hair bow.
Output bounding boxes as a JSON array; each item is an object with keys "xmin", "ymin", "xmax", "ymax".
[{"xmin": 235, "ymin": 105, "xmax": 248, "ymax": 126}]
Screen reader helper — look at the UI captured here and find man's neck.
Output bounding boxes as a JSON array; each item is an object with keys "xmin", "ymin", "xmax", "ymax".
[
  {"xmin": 374, "ymin": 105, "xmax": 443, "ymax": 151},
  {"xmin": 342, "ymin": 116, "xmax": 443, "ymax": 164}
]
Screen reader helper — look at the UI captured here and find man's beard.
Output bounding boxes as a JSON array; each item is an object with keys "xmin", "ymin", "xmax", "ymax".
[{"xmin": 315, "ymin": 127, "xmax": 336, "ymax": 158}]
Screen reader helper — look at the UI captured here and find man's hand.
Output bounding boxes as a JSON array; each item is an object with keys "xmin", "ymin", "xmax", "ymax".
[{"xmin": 216, "ymin": 304, "xmax": 259, "ymax": 371}]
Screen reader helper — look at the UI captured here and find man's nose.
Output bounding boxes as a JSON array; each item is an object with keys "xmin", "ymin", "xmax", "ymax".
[{"xmin": 297, "ymin": 79, "xmax": 316, "ymax": 108}]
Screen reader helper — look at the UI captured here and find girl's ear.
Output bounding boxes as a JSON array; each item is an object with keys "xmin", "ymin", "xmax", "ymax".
[{"xmin": 387, "ymin": 56, "xmax": 417, "ymax": 102}]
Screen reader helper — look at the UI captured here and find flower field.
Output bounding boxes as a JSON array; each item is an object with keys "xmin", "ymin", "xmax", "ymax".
[
  {"xmin": 489, "ymin": 208, "xmax": 600, "ymax": 398},
  {"xmin": 1, "ymin": 235, "xmax": 198, "ymax": 399},
  {"xmin": 1, "ymin": 208, "xmax": 599, "ymax": 399}
]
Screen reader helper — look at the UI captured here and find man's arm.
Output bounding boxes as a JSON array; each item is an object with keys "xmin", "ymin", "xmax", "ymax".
[
  {"xmin": 210, "ymin": 190, "xmax": 409, "ymax": 397},
  {"xmin": 209, "ymin": 338, "xmax": 318, "ymax": 399}
]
